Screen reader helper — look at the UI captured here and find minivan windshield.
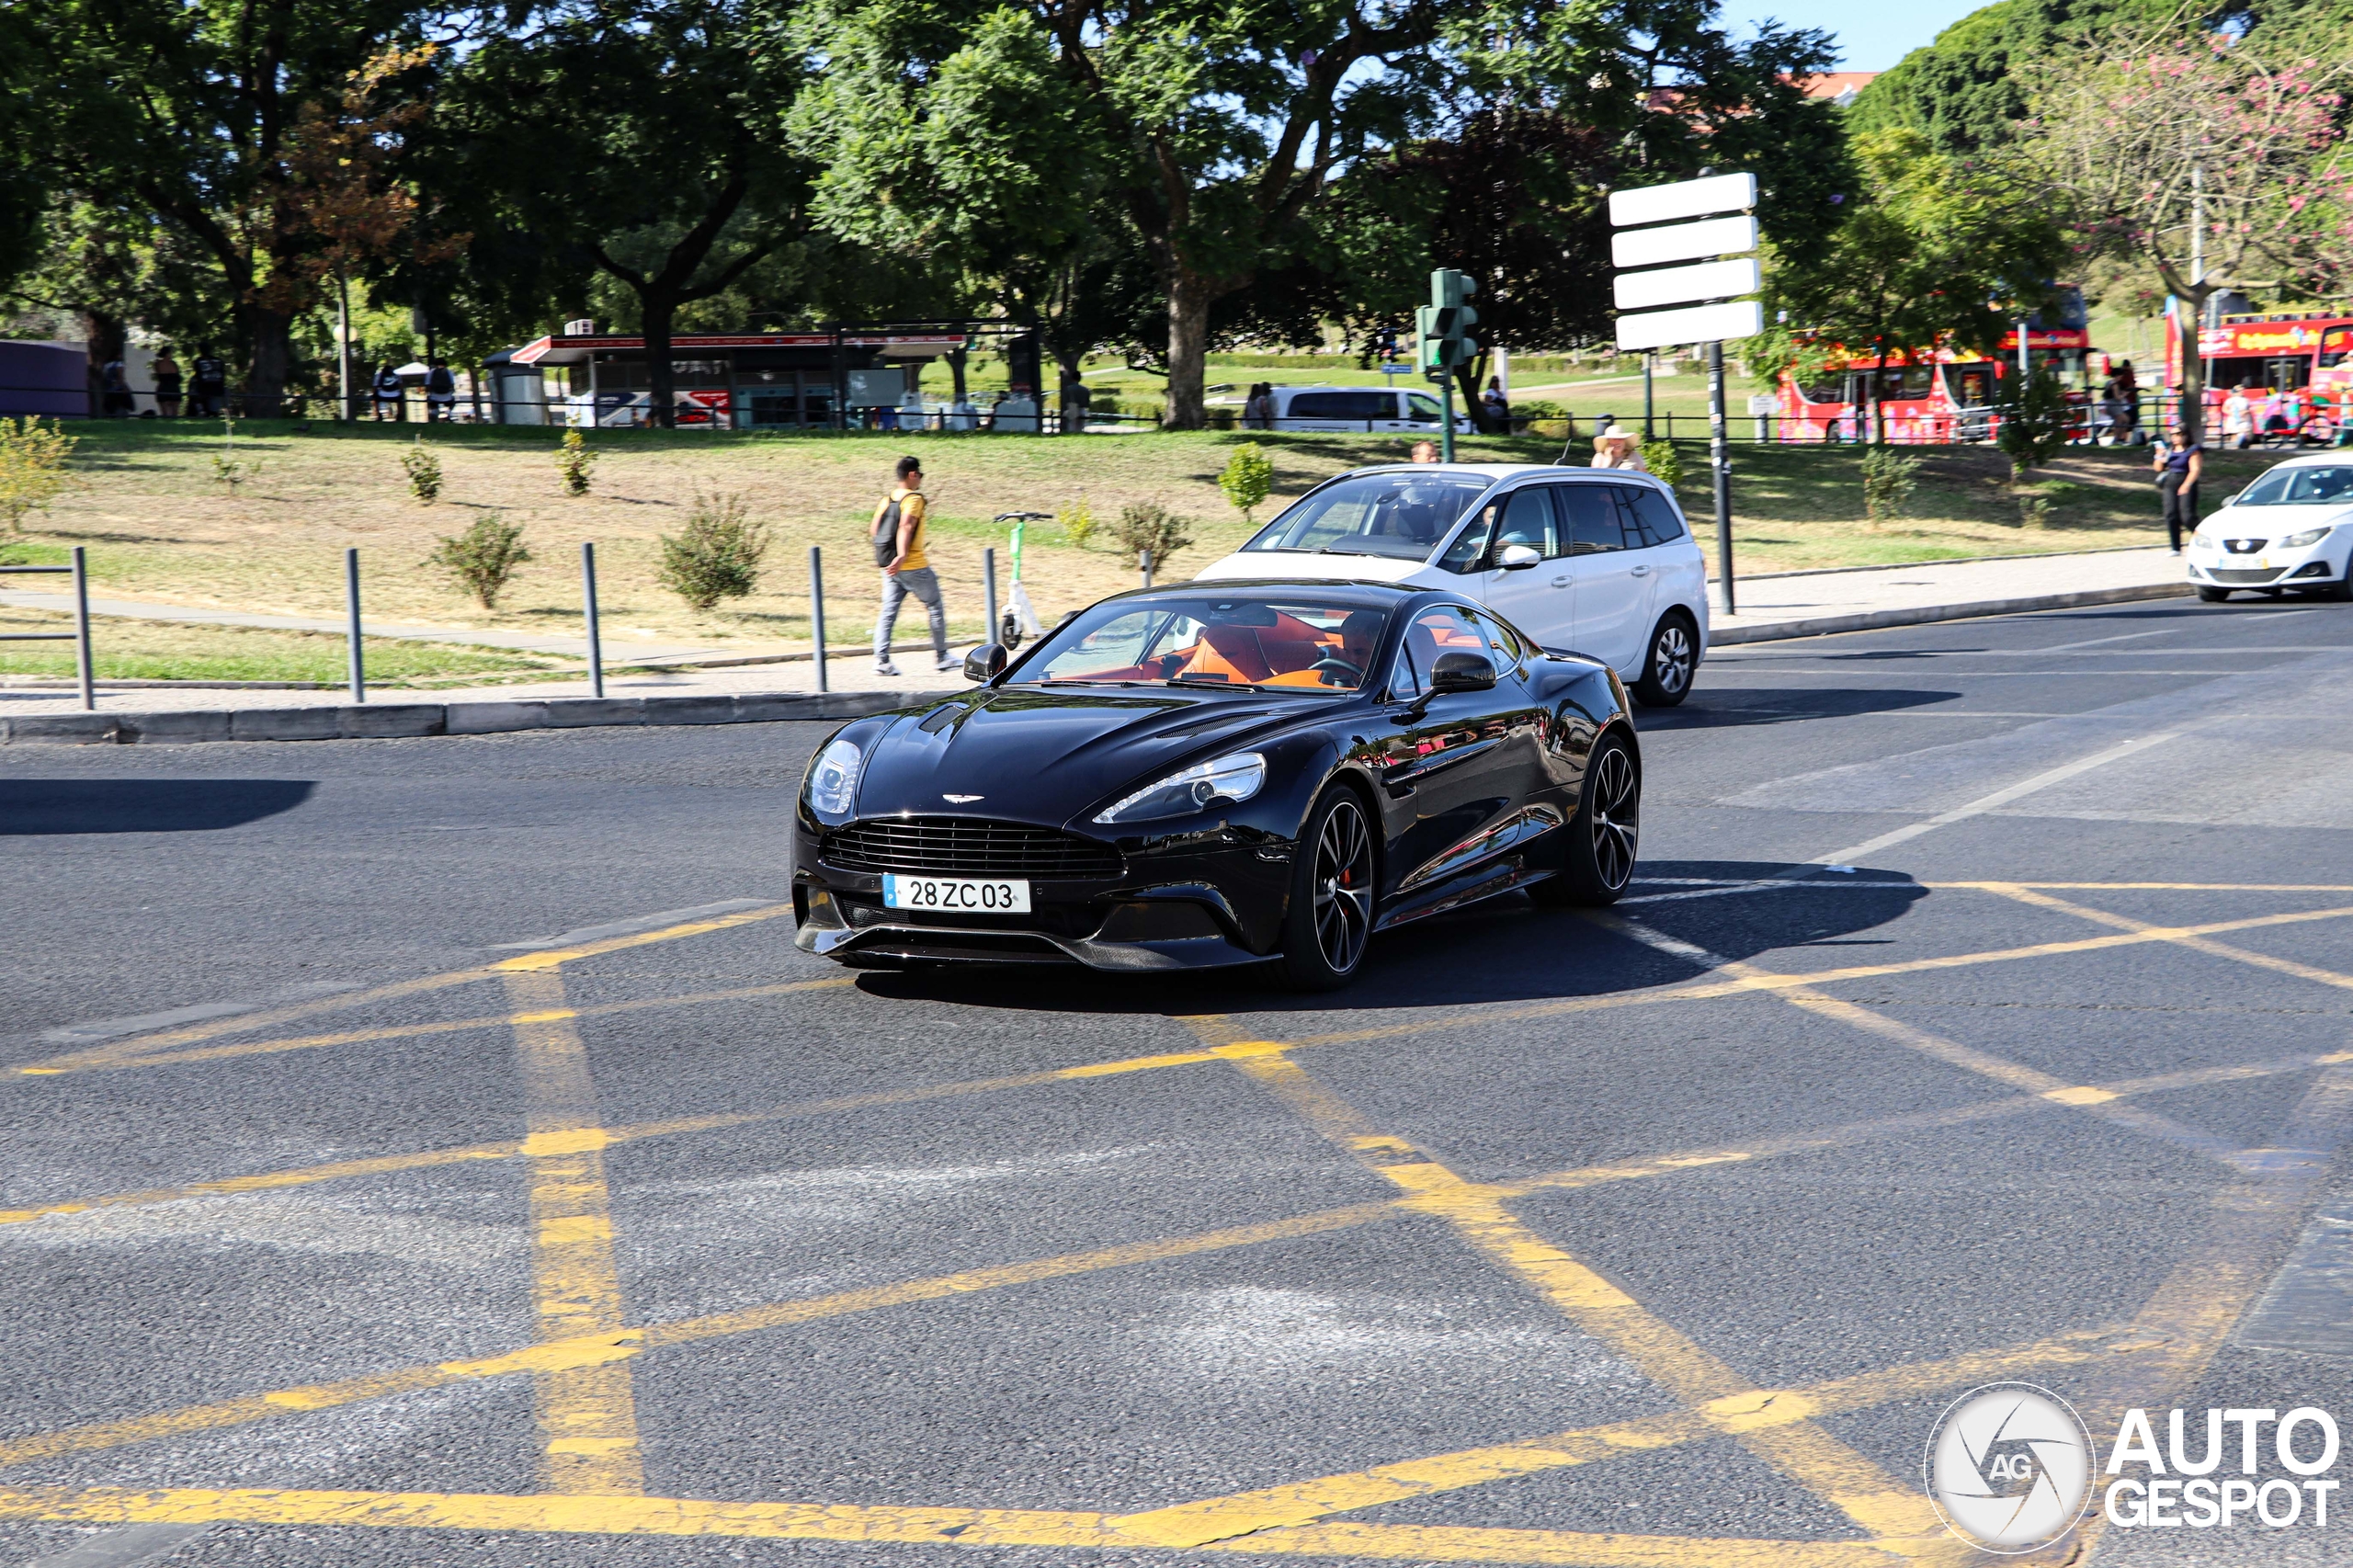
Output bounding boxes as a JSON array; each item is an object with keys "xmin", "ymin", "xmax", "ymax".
[
  {"xmin": 2234, "ymin": 465, "xmax": 2353, "ymax": 506},
  {"xmin": 1241, "ymin": 472, "xmax": 1491, "ymax": 560}
]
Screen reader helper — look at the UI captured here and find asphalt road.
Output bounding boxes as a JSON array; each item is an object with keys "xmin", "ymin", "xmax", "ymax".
[{"xmin": 5, "ymin": 593, "xmax": 2353, "ymax": 1568}]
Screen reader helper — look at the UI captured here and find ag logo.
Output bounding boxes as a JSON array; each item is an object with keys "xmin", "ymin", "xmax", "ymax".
[{"xmin": 1923, "ymin": 1382, "xmax": 2094, "ymax": 1552}]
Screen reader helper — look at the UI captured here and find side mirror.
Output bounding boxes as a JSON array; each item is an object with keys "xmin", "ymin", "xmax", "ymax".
[
  {"xmin": 962, "ymin": 643, "xmax": 1008, "ymax": 683},
  {"xmin": 1428, "ymin": 651, "xmax": 1496, "ymax": 694},
  {"xmin": 1495, "ymin": 543, "xmax": 1542, "ymax": 571}
]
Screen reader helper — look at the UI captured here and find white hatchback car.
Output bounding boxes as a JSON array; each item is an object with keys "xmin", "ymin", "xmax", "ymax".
[
  {"xmin": 1194, "ymin": 463, "xmax": 1711, "ymax": 706},
  {"xmin": 2189, "ymin": 453, "xmax": 2353, "ymax": 601}
]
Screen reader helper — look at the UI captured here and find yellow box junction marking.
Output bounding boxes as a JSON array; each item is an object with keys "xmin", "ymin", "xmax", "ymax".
[{"xmin": 506, "ymin": 969, "xmax": 644, "ymax": 1495}]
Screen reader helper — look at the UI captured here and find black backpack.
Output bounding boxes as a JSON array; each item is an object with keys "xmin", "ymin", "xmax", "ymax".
[{"xmin": 870, "ymin": 494, "xmax": 902, "ymax": 566}]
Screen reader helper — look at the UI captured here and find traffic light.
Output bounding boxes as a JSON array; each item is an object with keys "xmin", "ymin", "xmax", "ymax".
[{"xmin": 1415, "ymin": 270, "xmax": 1478, "ymax": 376}]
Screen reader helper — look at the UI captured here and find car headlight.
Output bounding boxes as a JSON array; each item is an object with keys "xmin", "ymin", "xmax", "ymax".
[
  {"xmin": 1094, "ymin": 751, "xmax": 1266, "ymax": 824},
  {"xmin": 807, "ymin": 738, "xmax": 863, "ymax": 815},
  {"xmin": 2279, "ymin": 526, "xmax": 2334, "ymax": 548},
  {"xmin": 2190, "ymin": 533, "xmax": 2218, "ymax": 551}
]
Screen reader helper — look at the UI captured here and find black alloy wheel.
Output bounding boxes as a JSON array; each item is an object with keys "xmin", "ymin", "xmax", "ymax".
[
  {"xmin": 1533, "ymin": 732, "xmax": 1640, "ymax": 907},
  {"xmin": 1279, "ymin": 789, "xmax": 1376, "ymax": 990},
  {"xmin": 1631, "ymin": 613, "xmax": 1696, "ymax": 708}
]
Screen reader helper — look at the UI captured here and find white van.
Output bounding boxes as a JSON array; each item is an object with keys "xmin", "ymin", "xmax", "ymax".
[
  {"xmin": 1246, "ymin": 384, "xmax": 1473, "ymax": 435},
  {"xmin": 1192, "ymin": 463, "xmax": 1710, "ymax": 706}
]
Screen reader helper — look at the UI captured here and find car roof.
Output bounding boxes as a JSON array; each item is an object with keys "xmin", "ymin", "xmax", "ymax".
[
  {"xmin": 2265, "ymin": 450, "xmax": 2353, "ymax": 469},
  {"xmin": 1340, "ymin": 461, "xmax": 1659, "ymax": 483}
]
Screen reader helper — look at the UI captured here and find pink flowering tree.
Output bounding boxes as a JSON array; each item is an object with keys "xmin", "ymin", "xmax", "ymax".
[{"xmin": 2025, "ymin": 23, "xmax": 2353, "ymax": 440}]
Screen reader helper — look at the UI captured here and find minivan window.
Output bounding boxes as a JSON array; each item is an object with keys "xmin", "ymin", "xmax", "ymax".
[
  {"xmin": 1615, "ymin": 484, "xmax": 1688, "ymax": 544},
  {"xmin": 1552, "ymin": 483, "xmax": 1627, "ymax": 554},
  {"xmin": 1287, "ymin": 391, "xmax": 1394, "ymax": 421},
  {"xmin": 1407, "ymin": 392, "xmax": 1444, "ymax": 422},
  {"xmin": 1243, "ymin": 472, "xmax": 1491, "ymax": 560},
  {"xmin": 1490, "ymin": 487, "xmax": 1559, "ymax": 560}
]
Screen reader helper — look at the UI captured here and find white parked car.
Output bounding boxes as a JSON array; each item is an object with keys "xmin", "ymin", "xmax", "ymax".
[
  {"xmin": 1194, "ymin": 463, "xmax": 1711, "ymax": 706},
  {"xmin": 2189, "ymin": 454, "xmax": 2353, "ymax": 601},
  {"xmin": 1243, "ymin": 384, "xmax": 1473, "ymax": 435}
]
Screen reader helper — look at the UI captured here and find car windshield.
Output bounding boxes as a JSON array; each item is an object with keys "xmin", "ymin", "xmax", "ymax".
[
  {"xmin": 1241, "ymin": 472, "xmax": 1491, "ymax": 560},
  {"xmin": 2235, "ymin": 465, "xmax": 2353, "ymax": 506},
  {"xmin": 1011, "ymin": 596, "xmax": 1390, "ymax": 692}
]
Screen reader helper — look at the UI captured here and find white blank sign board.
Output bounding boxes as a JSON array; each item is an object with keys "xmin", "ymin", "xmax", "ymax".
[
  {"xmin": 1610, "ymin": 216, "xmax": 1759, "ymax": 270},
  {"xmin": 1608, "ymin": 173, "xmax": 1758, "ymax": 230},
  {"xmin": 1614, "ymin": 299, "xmax": 1764, "ymax": 352},
  {"xmin": 1613, "ymin": 257, "xmax": 1762, "ymax": 311}
]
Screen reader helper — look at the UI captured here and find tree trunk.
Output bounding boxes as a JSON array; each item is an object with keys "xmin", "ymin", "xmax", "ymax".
[
  {"xmin": 949, "ymin": 346, "xmax": 968, "ymax": 403},
  {"xmin": 81, "ymin": 311, "xmax": 125, "ymax": 419},
  {"xmin": 1164, "ymin": 274, "xmax": 1213, "ymax": 430},
  {"xmin": 243, "ymin": 302, "xmax": 296, "ymax": 418},
  {"xmin": 643, "ymin": 291, "xmax": 676, "ymax": 429},
  {"xmin": 2174, "ymin": 290, "xmax": 2211, "ymax": 446}
]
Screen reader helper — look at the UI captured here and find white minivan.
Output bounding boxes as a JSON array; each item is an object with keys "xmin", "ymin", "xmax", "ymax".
[
  {"xmin": 1193, "ymin": 463, "xmax": 1710, "ymax": 706},
  {"xmin": 1246, "ymin": 384, "xmax": 1474, "ymax": 435}
]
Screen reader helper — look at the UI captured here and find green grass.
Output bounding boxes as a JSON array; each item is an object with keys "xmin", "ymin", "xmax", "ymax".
[{"xmin": 0, "ymin": 608, "xmax": 556, "ymax": 685}]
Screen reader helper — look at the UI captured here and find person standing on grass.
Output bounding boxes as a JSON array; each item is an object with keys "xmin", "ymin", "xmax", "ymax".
[
  {"xmin": 372, "ymin": 362, "xmax": 404, "ymax": 421},
  {"xmin": 426, "ymin": 359, "xmax": 457, "ymax": 422},
  {"xmin": 871, "ymin": 454, "xmax": 952, "ymax": 677},
  {"xmin": 2154, "ymin": 426, "xmax": 2203, "ymax": 553},
  {"xmin": 2222, "ymin": 386, "xmax": 2254, "ymax": 450},
  {"xmin": 152, "ymin": 348, "xmax": 183, "ymax": 418},
  {"xmin": 190, "ymin": 348, "xmax": 227, "ymax": 417}
]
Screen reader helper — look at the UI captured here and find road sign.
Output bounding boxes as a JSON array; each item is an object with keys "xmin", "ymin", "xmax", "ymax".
[
  {"xmin": 1610, "ymin": 217, "xmax": 1760, "ymax": 271},
  {"xmin": 1613, "ymin": 258, "xmax": 1763, "ymax": 312},
  {"xmin": 1612, "ymin": 300, "xmax": 1764, "ymax": 352},
  {"xmin": 1607, "ymin": 172, "xmax": 1757, "ymax": 230}
]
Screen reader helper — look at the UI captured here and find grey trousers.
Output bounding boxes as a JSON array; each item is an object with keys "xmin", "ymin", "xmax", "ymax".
[{"xmin": 876, "ymin": 565, "xmax": 948, "ymax": 663}]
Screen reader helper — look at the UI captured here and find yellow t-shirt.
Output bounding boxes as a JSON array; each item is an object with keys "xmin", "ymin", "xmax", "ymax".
[{"xmin": 889, "ymin": 487, "xmax": 927, "ymax": 570}]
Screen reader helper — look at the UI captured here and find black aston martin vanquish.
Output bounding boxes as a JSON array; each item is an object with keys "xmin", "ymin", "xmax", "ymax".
[{"xmin": 792, "ymin": 581, "xmax": 1640, "ymax": 989}]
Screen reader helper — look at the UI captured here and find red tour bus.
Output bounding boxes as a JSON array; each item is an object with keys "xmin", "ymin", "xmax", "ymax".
[
  {"xmin": 1775, "ymin": 325, "xmax": 2091, "ymax": 445},
  {"xmin": 2165, "ymin": 307, "xmax": 2352, "ymax": 445}
]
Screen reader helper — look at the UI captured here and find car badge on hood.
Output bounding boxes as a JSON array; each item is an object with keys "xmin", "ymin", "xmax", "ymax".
[{"xmin": 943, "ymin": 794, "xmax": 984, "ymax": 803}]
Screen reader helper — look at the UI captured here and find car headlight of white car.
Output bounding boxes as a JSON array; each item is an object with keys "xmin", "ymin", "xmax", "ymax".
[
  {"xmin": 807, "ymin": 737, "xmax": 864, "ymax": 815},
  {"xmin": 1095, "ymin": 751, "xmax": 1266, "ymax": 824},
  {"xmin": 2279, "ymin": 525, "xmax": 2336, "ymax": 549}
]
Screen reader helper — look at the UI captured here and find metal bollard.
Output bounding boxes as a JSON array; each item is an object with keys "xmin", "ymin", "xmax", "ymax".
[
  {"xmin": 344, "ymin": 547, "xmax": 366, "ymax": 703},
  {"xmin": 809, "ymin": 545, "xmax": 828, "ymax": 694},
  {"xmin": 1140, "ymin": 549, "xmax": 1153, "ymax": 590},
  {"xmin": 580, "ymin": 540, "xmax": 604, "ymax": 699},
  {"xmin": 983, "ymin": 547, "xmax": 998, "ymax": 649},
  {"xmin": 71, "ymin": 546, "xmax": 94, "ymax": 710}
]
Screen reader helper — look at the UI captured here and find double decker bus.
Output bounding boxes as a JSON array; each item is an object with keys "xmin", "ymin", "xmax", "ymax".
[
  {"xmin": 2165, "ymin": 307, "xmax": 2352, "ymax": 445},
  {"xmin": 1774, "ymin": 291, "xmax": 2095, "ymax": 445}
]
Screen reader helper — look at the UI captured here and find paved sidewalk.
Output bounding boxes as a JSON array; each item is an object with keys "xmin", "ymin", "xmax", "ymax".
[{"xmin": 0, "ymin": 545, "xmax": 2192, "ymax": 729}]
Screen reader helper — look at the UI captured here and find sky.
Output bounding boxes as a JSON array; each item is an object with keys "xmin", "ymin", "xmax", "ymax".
[{"xmin": 1717, "ymin": 0, "xmax": 1987, "ymax": 72}]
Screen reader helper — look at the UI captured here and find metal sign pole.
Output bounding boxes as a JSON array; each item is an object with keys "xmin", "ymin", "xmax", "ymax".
[
  {"xmin": 1439, "ymin": 379, "xmax": 1456, "ymax": 463},
  {"xmin": 580, "ymin": 540, "xmax": 605, "ymax": 699},
  {"xmin": 983, "ymin": 547, "xmax": 999, "ymax": 647},
  {"xmin": 71, "ymin": 546, "xmax": 95, "ymax": 710},
  {"xmin": 809, "ymin": 546, "xmax": 828, "ymax": 693},
  {"xmin": 1709, "ymin": 342, "xmax": 1734, "ymax": 617}
]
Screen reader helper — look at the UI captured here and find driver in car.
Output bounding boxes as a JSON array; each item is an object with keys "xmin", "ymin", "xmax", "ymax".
[{"xmin": 1329, "ymin": 608, "xmax": 1385, "ymax": 686}]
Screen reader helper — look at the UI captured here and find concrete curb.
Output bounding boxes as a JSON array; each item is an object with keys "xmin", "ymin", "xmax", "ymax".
[
  {"xmin": 0, "ymin": 687, "xmax": 938, "ymax": 747},
  {"xmin": 1709, "ymin": 581, "xmax": 2192, "ymax": 646}
]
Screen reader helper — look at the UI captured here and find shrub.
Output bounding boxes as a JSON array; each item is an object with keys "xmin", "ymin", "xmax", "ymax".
[
  {"xmin": 1110, "ymin": 502, "xmax": 1194, "ymax": 569},
  {"xmin": 1058, "ymin": 497, "xmax": 1097, "ymax": 550},
  {"xmin": 402, "ymin": 437, "xmax": 443, "ymax": 504},
  {"xmin": 1996, "ymin": 367, "xmax": 2071, "ymax": 477},
  {"xmin": 426, "ymin": 512, "xmax": 531, "ymax": 608},
  {"xmin": 1640, "ymin": 439, "xmax": 1683, "ymax": 490},
  {"xmin": 1216, "ymin": 442, "xmax": 1275, "ymax": 524},
  {"xmin": 660, "ymin": 490, "xmax": 771, "ymax": 610},
  {"xmin": 556, "ymin": 427, "xmax": 597, "ymax": 495},
  {"xmin": 2018, "ymin": 492, "xmax": 2053, "ymax": 529},
  {"xmin": 1860, "ymin": 447, "xmax": 1921, "ymax": 526},
  {"xmin": 0, "ymin": 417, "xmax": 81, "ymax": 532}
]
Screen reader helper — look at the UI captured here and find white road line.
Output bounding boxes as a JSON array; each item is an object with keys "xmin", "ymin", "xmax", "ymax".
[{"xmin": 17, "ymin": 1524, "xmax": 218, "ymax": 1568}]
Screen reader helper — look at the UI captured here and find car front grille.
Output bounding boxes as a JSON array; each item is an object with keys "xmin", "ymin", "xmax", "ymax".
[
  {"xmin": 2209, "ymin": 567, "xmax": 2286, "ymax": 585},
  {"xmin": 821, "ymin": 817, "xmax": 1124, "ymax": 879}
]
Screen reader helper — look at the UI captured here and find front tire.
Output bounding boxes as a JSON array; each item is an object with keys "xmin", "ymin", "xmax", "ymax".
[
  {"xmin": 1532, "ymin": 732, "xmax": 1641, "ymax": 907},
  {"xmin": 2196, "ymin": 585, "xmax": 2232, "ymax": 602},
  {"xmin": 1631, "ymin": 612, "xmax": 1697, "ymax": 708},
  {"xmin": 1278, "ymin": 787, "xmax": 1376, "ymax": 991}
]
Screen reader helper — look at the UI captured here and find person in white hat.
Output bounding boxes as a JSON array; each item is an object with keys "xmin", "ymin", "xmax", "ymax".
[{"xmin": 1592, "ymin": 425, "xmax": 1648, "ymax": 472}]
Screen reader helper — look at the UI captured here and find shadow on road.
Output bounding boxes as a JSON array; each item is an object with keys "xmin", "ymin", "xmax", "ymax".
[
  {"xmin": 854, "ymin": 859, "xmax": 1927, "ymax": 1017},
  {"xmin": 1636, "ymin": 687, "xmax": 1957, "ymax": 730},
  {"xmin": 0, "ymin": 779, "xmax": 315, "ymax": 835}
]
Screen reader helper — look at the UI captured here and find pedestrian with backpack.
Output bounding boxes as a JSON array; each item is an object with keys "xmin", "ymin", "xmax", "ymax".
[{"xmin": 870, "ymin": 454, "xmax": 952, "ymax": 676}]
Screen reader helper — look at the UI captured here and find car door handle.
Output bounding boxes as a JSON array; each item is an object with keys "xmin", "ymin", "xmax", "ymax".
[
  {"xmin": 1550, "ymin": 574, "xmax": 1569, "ymax": 587},
  {"xmin": 1629, "ymin": 564, "xmax": 1652, "ymax": 577}
]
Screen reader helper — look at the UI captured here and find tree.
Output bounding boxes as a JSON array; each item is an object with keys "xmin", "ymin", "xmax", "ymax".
[
  {"xmin": 25, "ymin": 0, "xmax": 445, "ymax": 412},
  {"xmin": 442, "ymin": 0, "xmax": 815, "ymax": 426},
  {"xmin": 1847, "ymin": 0, "xmax": 2175, "ymax": 155},
  {"xmin": 2024, "ymin": 19, "xmax": 2353, "ymax": 439},
  {"xmin": 1755, "ymin": 128, "xmax": 2068, "ymax": 442}
]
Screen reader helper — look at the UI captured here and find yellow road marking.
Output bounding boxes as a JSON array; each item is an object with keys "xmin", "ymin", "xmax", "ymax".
[
  {"xmin": 506, "ymin": 970, "xmax": 643, "ymax": 1495},
  {"xmin": 1211, "ymin": 1044, "xmax": 1950, "ymax": 1553},
  {"xmin": 0, "ymin": 1483, "xmax": 1921, "ymax": 1563},
  {"xmin": 15, "ymin": 903, "xmax": 798, "ymax": 1074},
  {"xmin": 1975, "ymin": 882, "xmax": 2353, "ymax": 994},
  {"xmin": 1931, "ymin": 881, "xmax": 2353, "ymax": 892}
]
